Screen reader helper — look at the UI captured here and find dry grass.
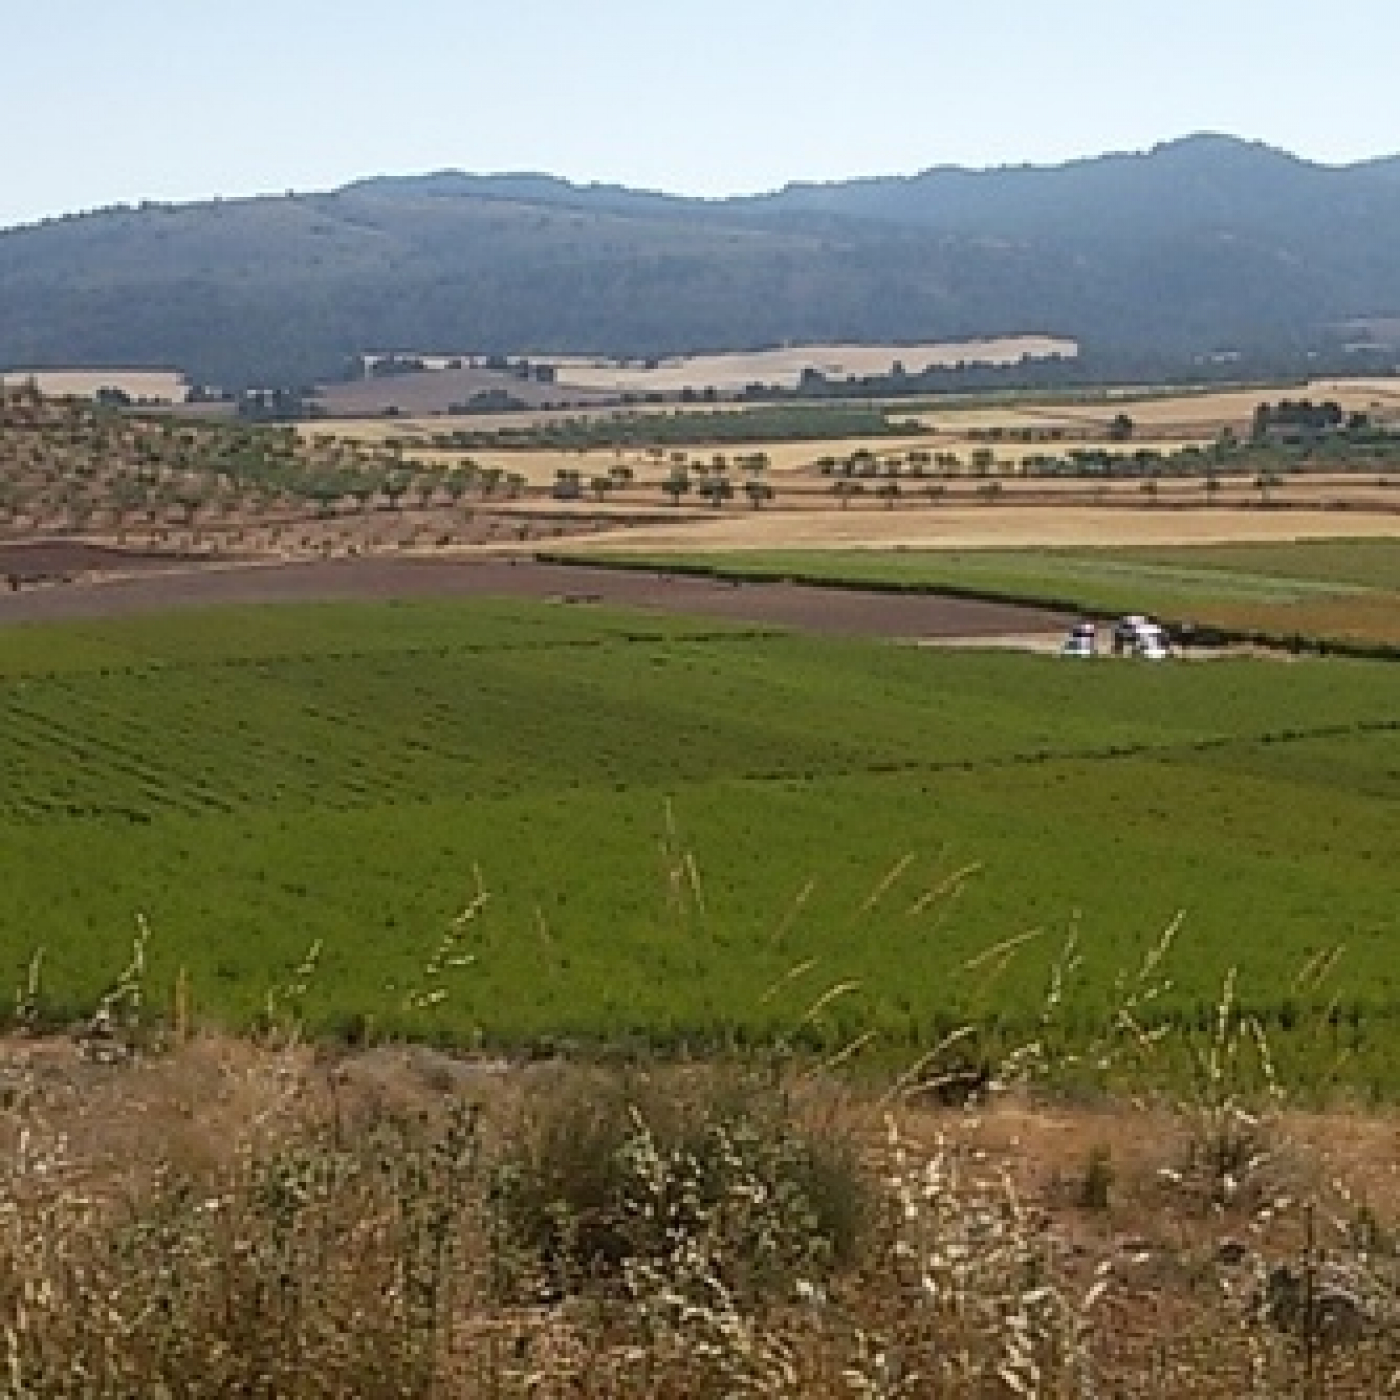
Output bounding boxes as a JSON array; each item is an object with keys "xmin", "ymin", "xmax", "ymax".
[{"xmin": 0, "ymin": 1029, "xmax": 1397, "ymax": 1396}]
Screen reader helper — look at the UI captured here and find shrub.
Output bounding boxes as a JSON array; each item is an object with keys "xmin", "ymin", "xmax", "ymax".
[{"xmin": 489, "ymin": 1066, "xmax": 868, "ymax": 1303}]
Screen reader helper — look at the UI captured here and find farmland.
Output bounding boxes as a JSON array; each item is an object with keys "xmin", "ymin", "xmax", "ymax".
[
  {"xmin": 4, "ymin": 373, "xmax": 1400, "ymax": 1093},
  {"xmin": 6, "ymin": 378, "xmax": 1400, "ymax": 577},
  {"xmin": 562, "ymin": 538, "xmax": 1400, "ymax": 650},
  {"xmin": 1, "ymin": 594, "xmax": 1396, "ymax": 1092}
]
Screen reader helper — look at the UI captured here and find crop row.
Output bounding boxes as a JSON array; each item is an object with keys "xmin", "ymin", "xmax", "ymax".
[
  {"xmin": 1, "ymin": 626, "xmax": 1396, "ymax": 826},
  {"xmin": 0, "ymin": 598, "xmax": 1396, "ymax": 1092}
]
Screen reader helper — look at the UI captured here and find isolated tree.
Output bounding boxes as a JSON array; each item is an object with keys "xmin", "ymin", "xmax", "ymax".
[
  {"xmin": 305, "ymin": 483, "xmax": 341, "ymax": 519},
  {"xmin": 1107, "ymin": 413, "xmax": 1135, "ymax": 442},
  {"xmin": 662, "ymin": 469, "xmax": 690, "ymax": 507},
  {"xmin": 744, "ymin": 479, "xmax": 774, "ymax": 510},
  {"xmin": 443, "ymin": 470, "xmax": 471, "ymax": 506},
  {"xmin": 698, "ymin": 476, "xmax": 733, "ymax": 509},
  {"xmin": 384, "ymin": 472, "xmax": 411, "ymax": 511}
]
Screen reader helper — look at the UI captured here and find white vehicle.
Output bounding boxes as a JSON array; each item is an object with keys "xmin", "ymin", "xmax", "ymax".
[
  {"xmin": 1060, "ymin": 622, "xmax": 1097, "ymax": 658},
  {"xmin": 1112, "ymin": 614, "xmax": 1171, "ymax": 660}
]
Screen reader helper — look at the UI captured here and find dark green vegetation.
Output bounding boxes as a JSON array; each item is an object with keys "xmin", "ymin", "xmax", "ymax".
[
  {"xmin": 564, "ymin": 540, "xmax": 1400, "ymax": 651},
  {"xmin": 1, "ymin": 594, "xmax": 1397, "ymax": 1092},
  {"xmin": 421, "ymin": 403, "xmax": 921, "ymax": 451},
  {"xmin": 4, "ymin": 136, "xmax": 1400, "ymax": 386}
]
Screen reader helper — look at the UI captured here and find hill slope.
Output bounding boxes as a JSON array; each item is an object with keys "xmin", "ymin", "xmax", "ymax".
[{"xmin": 2, "ymin": 136, "xmax": 1399, "ymax": 387}]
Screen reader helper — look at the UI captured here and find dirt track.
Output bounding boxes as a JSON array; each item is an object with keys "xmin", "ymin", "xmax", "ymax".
[{"xmin": 0, "ymin": 551, "xmax": 1075, "ymax": 640}]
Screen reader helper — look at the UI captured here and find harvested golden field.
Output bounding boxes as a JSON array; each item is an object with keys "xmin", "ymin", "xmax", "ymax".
[
  {"xmin": 296, "ymin": 434, "xmax": 940, "ymax": 486},
  {"xmin": 531, "ymin": 336, "xmax": 1078, "ymax": 393},
  {"xmin": 0, "ymin": 368, "xmax": 189, "ymax": 401},
  {"xmin": 572, "ymin": 505, "xmax": 1400, "ymax": 553},
  {"xmin": 300, "ymin": 430, "xmax": 1219, "ymax": 488},
  {"xmin": 889, "ymin": 378, "xmax": 1400, "ymax": 441},
  {"xmin": 1068, "ymin": 379, "xmax": 1400, "ymax": 435}
]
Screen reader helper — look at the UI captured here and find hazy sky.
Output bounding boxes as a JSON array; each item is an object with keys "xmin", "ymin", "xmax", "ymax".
[{"xmin": 5, "ymin": 0, "xmax": 1398, "ymax": 229}]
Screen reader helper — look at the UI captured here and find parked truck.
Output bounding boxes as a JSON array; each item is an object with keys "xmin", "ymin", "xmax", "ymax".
[{"xmin": 1111, "ymin": 615, "xmax": 1171, "ymax": 660}]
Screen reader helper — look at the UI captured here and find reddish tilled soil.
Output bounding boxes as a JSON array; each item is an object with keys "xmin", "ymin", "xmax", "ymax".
[{"xmin": 0, "ymin": 552, "xmax": 1075, "ymax": 640}]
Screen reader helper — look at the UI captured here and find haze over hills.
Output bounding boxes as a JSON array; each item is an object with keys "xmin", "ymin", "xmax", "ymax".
[{"xmin": 2, "ymin": 135, "xmax": 1399, "ymax": 390}]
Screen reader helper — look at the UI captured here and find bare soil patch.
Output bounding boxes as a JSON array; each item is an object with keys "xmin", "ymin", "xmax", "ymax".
[
  {"xmin": 313, "ymin": 366, "xmax": 616, "ymax": 417},
  {"xmin": 0, "ymin": 554, "xmax": 1076, "ymax": 639},
  {"xmin": 0, "ymin": 540, "xmax": 227, "ymax": 582}
]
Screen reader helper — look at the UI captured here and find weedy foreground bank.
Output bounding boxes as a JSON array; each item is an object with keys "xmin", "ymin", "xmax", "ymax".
[{"xmin": 1, "ymin": 1023, "xmax": 1398, "ymax": 1397}]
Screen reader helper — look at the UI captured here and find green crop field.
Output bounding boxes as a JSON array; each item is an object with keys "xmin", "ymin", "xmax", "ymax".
[
  {"xmin": 560, "ymin": 539, "xmax": 1400, "ymax": 649},
  {"xmin": 1, "ymin": 595, "xmax": 1397, "ymax": 1091}
]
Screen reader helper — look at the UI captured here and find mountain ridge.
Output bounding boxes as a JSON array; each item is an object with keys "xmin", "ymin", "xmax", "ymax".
[{"xmin": 2, "ymin": 134, "xmax": 1398, "ymax": 387}]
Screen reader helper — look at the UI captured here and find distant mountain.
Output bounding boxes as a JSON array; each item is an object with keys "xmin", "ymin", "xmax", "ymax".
[{"xmin": 1, "ymin": 135, "xmax": 1398, "ymax": 388}]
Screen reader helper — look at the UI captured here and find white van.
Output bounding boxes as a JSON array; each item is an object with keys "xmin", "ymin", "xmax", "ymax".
[
  {"xmin": 1060, "ymin": 622, "xmax": 1097, "ymax": 658},
  {"xmin": 1112, "ymin": 615, "xmax": 1171, "ymax": 660}
]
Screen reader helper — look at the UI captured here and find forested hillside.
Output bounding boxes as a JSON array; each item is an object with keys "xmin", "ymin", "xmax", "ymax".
[{"xmin": 2, "ymin": 135, "xmax": 1398, "ymax": 388}]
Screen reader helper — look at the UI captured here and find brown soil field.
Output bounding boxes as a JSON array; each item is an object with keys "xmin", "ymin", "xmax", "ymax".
[
  {"xmin": 0, "ymin": 552, "xmax": 1077, "ymax": 637},
  {"xmin": 312, "ymin": 366, "xmax": 616, "ymax": 417},
  {"xmin": 0, "ymin": 540, "xmax": 222, "ymax": 580}
]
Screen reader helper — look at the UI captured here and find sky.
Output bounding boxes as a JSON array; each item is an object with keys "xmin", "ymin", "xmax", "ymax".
[{"xmin": 4, "ymin": 0, "xmax": 1399, "ymax": 230}]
